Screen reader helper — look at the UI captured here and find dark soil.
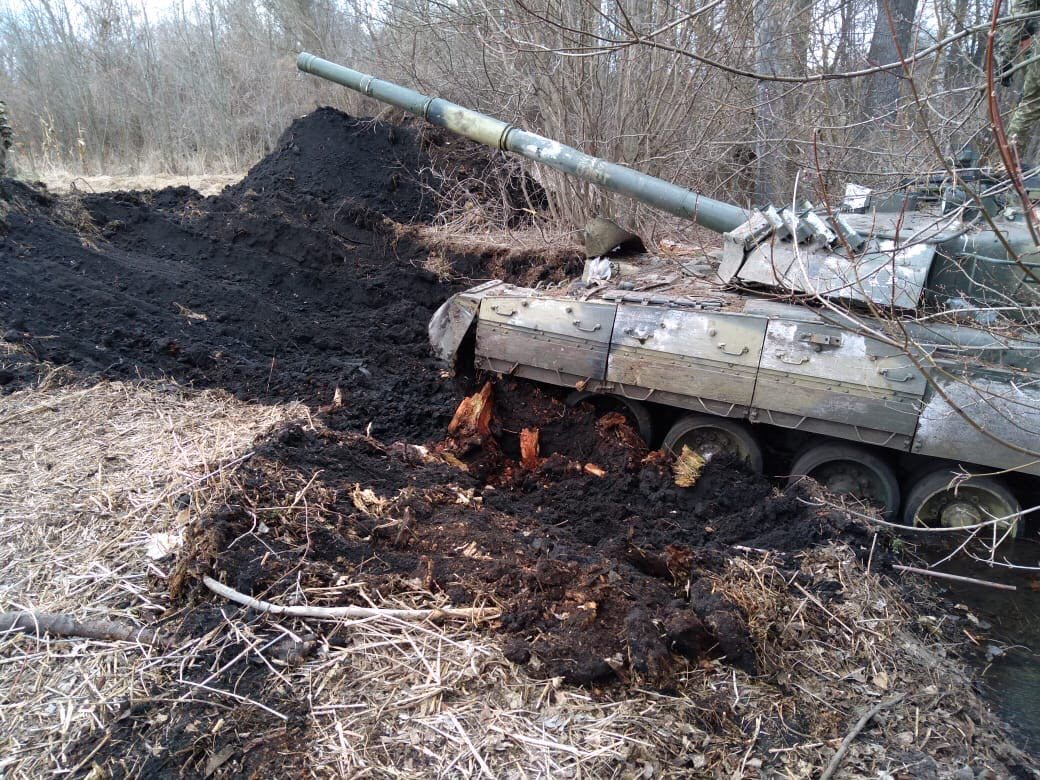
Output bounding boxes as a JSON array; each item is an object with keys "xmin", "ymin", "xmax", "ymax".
[
  {"xmin": 0, "ymin": 108, "xmax": 584, "ymax": 441},
  {"xmin": 171, "ymin": 379, "xmax": 867, "ymax": 690},
  {"xmin": 224, "ymin": 107, "xmax": 438, "ymax": 221},
  {"xmin": 3, "ymin": 108, "xmax": 876, "ymax": 777},
  {"xmin": 0, "ymin": 109, "xmax": 468, "ymax": 441}
]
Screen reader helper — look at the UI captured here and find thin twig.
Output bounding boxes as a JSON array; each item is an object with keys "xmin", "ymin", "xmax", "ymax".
[
  {"xmin": 820, "ymin": 693, "xmax": 906, "ymax": 780},
  {"xmin": 892, "ymin": 564, "xmax": 1017, "ymax": 592},
  {"xmin": 203, "ymin": 576, "xmax": 500, "ymax": 622}
]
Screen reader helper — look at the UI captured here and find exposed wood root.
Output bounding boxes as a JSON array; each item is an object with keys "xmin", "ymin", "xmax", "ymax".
[{"xmin": 519, "ymin": 427, "xmax": 540, "ymax": 470}]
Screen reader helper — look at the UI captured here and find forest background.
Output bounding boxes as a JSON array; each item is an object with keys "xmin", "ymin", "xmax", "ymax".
[{"xmin": 0, "ymin": 0, "xmax": 1012, "ymax": 230}]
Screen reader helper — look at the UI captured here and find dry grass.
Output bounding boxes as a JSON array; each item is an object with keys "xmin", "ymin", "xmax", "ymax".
[
  {"xmin": 37, "ymin": 173, "xmax": 242, "ymax": 197},
  {"xmin": 0, "ymin": 365, "xmax": 1031, "ymax": 777},
  {"xmin": 270, "ymin": 545, "xmax": 1027, "ymax": 779},
  {"xmin": 301, "ymin": 615, "xmax": 705, "ymax": 777},
  {"xmin": 411, "ymin": 222, "xmax": 581, "ymax": 255},
  {"xmin": 0, "ymin": 377, "xmax": 302, "ymax": 777}
]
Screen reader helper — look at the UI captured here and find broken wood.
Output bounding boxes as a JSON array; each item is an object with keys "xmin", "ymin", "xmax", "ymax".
[
  {"xmin": 672, "ymin": 445, "xmax": 706, "ymax": 488},
  {"xmin": 447, "ymin": 381, "xmax": 493, "ymax": 438},
  {"xmin": 202, "ymin": 576, "xmax": 500, "ymax": 622},
  {"xmin": 820, "ymin": 693, "xmax": 905, "ymax": 780},
  {"xmin": 892, "ymin": 564, "xmax": 1017, "ymax": 592},
  {"xmin": 519, "ymin": 427, "xmax": 540, "ymax": 470},
  {"xmin": 0, "ymin": 611, "xmax": 172, "ymax": 647}
]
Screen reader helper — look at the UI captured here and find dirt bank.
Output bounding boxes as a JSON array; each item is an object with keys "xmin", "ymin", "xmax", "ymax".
[
  {"xmin": 1, "ymin": 110, "xmax": 460, "ymax": 441},
  {"xmin": 2, "ymin": 108, "xmax": 1036, "ymax": 777},
  {"xmin": 0, "ymin": 107, "xmax": 581, "ymax": 442}
]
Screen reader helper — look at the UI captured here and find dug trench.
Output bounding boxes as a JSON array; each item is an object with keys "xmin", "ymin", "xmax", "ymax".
[{"xmin": 2, "ymin": 108, "xmax": 1036, "ymax": 775}]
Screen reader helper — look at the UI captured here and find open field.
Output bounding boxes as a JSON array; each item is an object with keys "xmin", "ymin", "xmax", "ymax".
[
  {"xmin": 1, "ymin": 109, "xmax": 1037, "ymax": 778},
  {"xmin": 36, "ymin": 174, "xmax": 242, "ymax": 198}
]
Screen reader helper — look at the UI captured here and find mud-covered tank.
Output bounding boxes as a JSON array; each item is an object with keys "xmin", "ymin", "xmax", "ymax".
[{"xmin": 299, "ymin": 53, "xmax": 1040, "ymax": 534}]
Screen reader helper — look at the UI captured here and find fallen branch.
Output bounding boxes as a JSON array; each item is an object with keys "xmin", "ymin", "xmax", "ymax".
[
  {"xmin": 820, "ymin": 693, "xmax": 905, "ymax": 780},
  {"xmin": 0, "ymin": 611, "xmax": 171, "ymax": 647},
  {"xmin": 203, "ymin": 576, "xmax": 500, "ymax": 622},
  {"xmin": 892, "ymin": 564, "xmax": 1017, "ymax": 592}
]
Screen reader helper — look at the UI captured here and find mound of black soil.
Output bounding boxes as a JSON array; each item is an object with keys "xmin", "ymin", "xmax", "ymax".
[
  {"xmin": 173, "ymin": 381, "xmax": 868, "ymax": 691},
  {"xmin": 0, "ymin": 109, "xmax": 465, "ymax": 441},
  {"xmin": 226, "ymin": 107, "xmax": 437, "ymax": 222}
]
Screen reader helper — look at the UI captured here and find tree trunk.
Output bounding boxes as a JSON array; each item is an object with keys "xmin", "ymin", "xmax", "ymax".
[
  {"xmin": 753, "ymin": 0, "xmax": 814, "ymax": 205},
  {"xmin": 754, "ymin": 0, "xmax": 784, "ymax": 205},
  {"xmin": 864, "ymin": 0, "xmax": 921, "ymax": 119}
]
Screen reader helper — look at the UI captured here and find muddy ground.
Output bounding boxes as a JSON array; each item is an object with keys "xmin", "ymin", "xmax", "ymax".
[
  {"xmin": 0, "ymin": 106, "xmax": 864, "ymax": 681},
  {"xmin": 1, "ymin": 109, "xmax": 1036, "ymax": 777}
]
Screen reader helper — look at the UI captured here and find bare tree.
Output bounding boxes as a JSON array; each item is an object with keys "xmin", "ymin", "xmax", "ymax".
[{"xmin": 864, "ymin": 0, "xmax": 922, "ymax": 119}]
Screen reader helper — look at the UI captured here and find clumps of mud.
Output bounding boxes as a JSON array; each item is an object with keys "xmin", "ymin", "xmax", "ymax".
[{"xmin": 174, "ymin": 380, "xmax": 864, "ymax": 689}]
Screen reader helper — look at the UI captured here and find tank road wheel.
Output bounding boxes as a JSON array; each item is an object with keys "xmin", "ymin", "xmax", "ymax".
[
  {"xmin": 565, "ymin": 391, "xmax": 654, "ymax": 445},
  {"xmin": 903, "ymin": 470, "xmax": 1022, "ymax": 538},
  {"xmin": 662, "ymin": 414, "xmax": 763, "ymax": 473},
  {"xmin": 789, "ymin": 443, "xmax": 900, "ymax": 519}
]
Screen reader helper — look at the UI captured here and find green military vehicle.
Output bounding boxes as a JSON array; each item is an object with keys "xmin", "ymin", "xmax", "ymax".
[{"xmin": 299, "ymin": 54, "xmax": 1040, "ymax": 536}]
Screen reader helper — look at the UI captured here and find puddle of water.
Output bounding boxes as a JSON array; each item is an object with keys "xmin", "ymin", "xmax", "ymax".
[{"xmin": 913, "ymin": 537, "xmax": 1040, "ymax": 754}]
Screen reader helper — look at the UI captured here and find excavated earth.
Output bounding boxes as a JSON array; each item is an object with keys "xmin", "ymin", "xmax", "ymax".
[{"xmin": 1, "ymin": 109, "xmax": 1034, "ymax": 776}]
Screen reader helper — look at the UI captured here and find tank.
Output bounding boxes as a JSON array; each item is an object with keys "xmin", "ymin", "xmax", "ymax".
[{"xmin": 298, "ymin": 53, "xmax": 1040, "ymax": 534}]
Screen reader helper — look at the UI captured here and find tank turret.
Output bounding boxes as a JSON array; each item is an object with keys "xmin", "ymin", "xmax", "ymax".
[{"xmin": 299, "ymin": 53, "xmax": 1040, "ymax": 540}]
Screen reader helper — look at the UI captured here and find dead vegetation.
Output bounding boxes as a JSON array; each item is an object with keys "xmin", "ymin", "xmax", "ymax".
[
  {"xmin": 408, "ymin": 223, "xmax": 584, "ymax": 287},
  {"xmin": 0, "ymin": 376, "xmax": 300, "ymax": 776},
  {"xmin": 0, "ymin": 366, "xmax": 1033, "ymax": 777}
]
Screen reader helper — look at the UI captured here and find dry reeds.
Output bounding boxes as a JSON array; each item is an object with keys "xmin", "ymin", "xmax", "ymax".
[
  {"xmin": 0, "ymin": 373, "xmax": 1031, "ymax": 777},
  {"xmin": 0, "ymin": 378, "xmax": 301, "ymax": 777}
]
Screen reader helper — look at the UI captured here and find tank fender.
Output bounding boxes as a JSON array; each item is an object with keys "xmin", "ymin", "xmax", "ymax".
[{"xmin": 428, "ymin": 281, "xmax": 504, "ymax": 366}]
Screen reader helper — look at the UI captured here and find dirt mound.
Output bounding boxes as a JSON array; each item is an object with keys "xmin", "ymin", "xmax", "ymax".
[
  {"xmin": 0, "ymin": 108, "xmax": 576, "ymax": 440},
  {"xmin": 0, "ymin": 111, "xmax": 465, "ymax": 441},
  {"xmin": 227, "ymin": 107, "xmax": 437, "ymax": 222},
  {"xmin": 172, "ymin": 381, "xmax": 867, "ymax": 689}
]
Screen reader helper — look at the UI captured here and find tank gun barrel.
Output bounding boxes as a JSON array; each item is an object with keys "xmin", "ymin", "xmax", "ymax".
[{"xmin": 297, "ymin": 53, "xmax": 748, "ymax": 234}]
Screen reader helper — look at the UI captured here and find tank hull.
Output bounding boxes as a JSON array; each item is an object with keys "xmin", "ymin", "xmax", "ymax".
[
  {"xmin": 431, "ymin": 263, "xmax": 1040, "ymax": 483},
  {"xmin": 305, "ymin": 53, "xmax": 1040, "ymax": 529}
]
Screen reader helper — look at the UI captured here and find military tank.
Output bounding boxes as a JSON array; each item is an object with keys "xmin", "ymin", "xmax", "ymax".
[{"xmin": 298, "ymin": 53, "xmax": 1040, "ymax": 535}]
